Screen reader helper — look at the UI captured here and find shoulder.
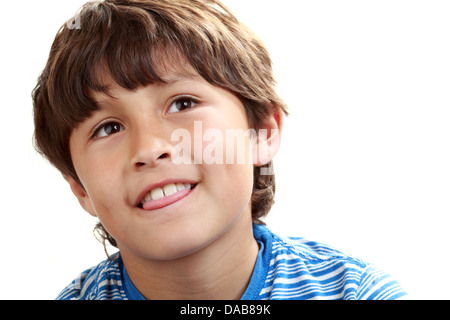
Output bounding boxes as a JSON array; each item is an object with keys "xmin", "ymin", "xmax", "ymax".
[
  {"xmin": 56, "ymin": 253, "xmax": 127, "ymax": 300},
  {"xmin": 254, "ymin": 224, "xmax": 407, "ymax": 300}
]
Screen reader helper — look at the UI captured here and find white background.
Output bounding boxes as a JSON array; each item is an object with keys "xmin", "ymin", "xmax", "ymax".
[{"xmin": 0, "ymin": 0, "xmax": 449, "ymax": 299}]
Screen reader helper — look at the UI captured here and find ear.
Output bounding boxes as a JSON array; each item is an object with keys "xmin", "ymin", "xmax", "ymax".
[
  {"xmin": 253, "ymin": 105, "xmax": 283, "ymax": 167},
  {"xmin": 66, "ymin": 176, "xmax": 97, "ymax": 217}
]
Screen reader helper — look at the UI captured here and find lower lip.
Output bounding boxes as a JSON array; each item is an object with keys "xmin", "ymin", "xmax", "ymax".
[{"xmin": 139, "ymin": 185, "xmax": 196, "ymax": 211}]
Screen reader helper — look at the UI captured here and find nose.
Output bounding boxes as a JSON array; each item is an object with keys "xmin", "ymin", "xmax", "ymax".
[{"xmin": 130, "ymin": 119, "xmax": 173, "ymax": 169}]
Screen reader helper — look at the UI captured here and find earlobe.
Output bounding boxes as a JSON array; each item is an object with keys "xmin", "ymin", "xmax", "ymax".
[
  {"xmin": 253, "ymin": 106, "xmax": 283, "ymax": 166},
  {"xmin": 66, "ymin": 176, "xmax": 97, "ymax": 217}
]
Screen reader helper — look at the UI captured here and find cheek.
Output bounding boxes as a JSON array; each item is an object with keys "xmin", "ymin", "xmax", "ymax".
[
  {"xmin": 77, "ymin": 155, "xmax": 126, "ymax": 216},
  {"xmin": 198, "ymin": 117, "xmax": 255, "ymax": 165},
  {"xmin": 79, "ymin": 142, "xmax": 125, "ymax": 184},
  {"xmin": 202, "ymin": 162, "xmax": 254, "ymax": 217},
  {"xmin": 198, "ymin": 119, "xmax": 255, "ymax": 213},
  {"xmin": 85, "ymin": 183, "xmax": 131, "ymax": 244}
]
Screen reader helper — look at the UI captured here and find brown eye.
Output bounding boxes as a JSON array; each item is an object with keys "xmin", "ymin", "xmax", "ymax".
[
  {"xmin": 167, "ymin": 97, "xmax": 198, "ymax": 114},
  {"xmin": 176, "ymin": 99, "xmax": 193, "ymax": 110},
  {"xmin": 94, "ymin": 121, "xmax": 124, "ymax": 138}
]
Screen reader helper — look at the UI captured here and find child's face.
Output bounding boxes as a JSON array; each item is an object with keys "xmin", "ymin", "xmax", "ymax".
[{"xmin": 68, "ymin": 68, "xmax": 258, "ymax": 260}]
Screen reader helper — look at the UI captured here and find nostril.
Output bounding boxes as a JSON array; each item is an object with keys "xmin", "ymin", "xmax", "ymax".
[
  {"xmin": 135, "ymin": 153, "xmax": 170, "ymax": 168},
  {"xmin": 157, "ymin": 153, "xmax": 170, "ymax": 160}
]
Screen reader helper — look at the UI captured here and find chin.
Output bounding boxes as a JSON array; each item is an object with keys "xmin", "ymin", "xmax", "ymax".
[{"xmin": 119, "ymin": 226, "xmax": 216, "ymax": 261}]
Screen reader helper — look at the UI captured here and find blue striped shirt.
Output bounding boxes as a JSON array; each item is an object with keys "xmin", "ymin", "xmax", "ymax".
[{"xmin": 56, "ymin": 223, "xmax": 407, "ymax": 300}]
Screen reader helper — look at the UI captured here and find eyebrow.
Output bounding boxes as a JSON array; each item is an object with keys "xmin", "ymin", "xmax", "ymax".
[
  {"xmin": 91, "ymin": 71, "xmax": 202, "ymax": 106},
  {"xmin": 160, "ymin": 71, "xmax": 200, "ymax": 85}
]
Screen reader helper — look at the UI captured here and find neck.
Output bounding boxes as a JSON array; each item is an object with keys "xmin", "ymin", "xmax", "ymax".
[{"xmin": 120, "ymin": 214, "xmax": 259, "ymax": 300}]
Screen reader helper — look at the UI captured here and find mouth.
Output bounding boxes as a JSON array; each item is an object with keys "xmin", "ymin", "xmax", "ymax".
[{"xmin": 137, "ymin": 182, "xmax": 197, "ymax": 211}]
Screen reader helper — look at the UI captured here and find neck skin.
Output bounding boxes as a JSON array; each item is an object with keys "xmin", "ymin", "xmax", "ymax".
[{"xmin": 119, "ymin": 210, "xmax": 259, "ymax": 300}]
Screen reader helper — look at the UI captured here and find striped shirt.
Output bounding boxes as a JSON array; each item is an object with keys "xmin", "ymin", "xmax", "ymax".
[{"xmin": 56, "ymin": 223, "xmax": 407, "ymax": 300}]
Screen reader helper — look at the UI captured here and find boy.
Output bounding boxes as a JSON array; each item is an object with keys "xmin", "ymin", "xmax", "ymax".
[{"xmin": 33, "ymin": 0, "xmax": 406, "ymax": 300}]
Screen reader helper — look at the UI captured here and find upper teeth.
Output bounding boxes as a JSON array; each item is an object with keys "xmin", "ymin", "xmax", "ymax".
[{"xmin": 143, "ymin": 183, "xmax": 191, "ymax": 202}]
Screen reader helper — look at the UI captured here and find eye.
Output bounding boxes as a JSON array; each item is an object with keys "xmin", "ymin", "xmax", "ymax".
[
  {"xmin": 166, "ymin": 96, "xmax": 199, "ymax": 114},
  {"xmin": 92, "ymin": 121, "xmax": 125, "ymax": 139}
]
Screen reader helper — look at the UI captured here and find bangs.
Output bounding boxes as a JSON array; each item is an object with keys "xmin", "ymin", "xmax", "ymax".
[
  {"xmin": 48, "ymin": 2, "xmax": 191, "ymax": 127},
  {"xmin": 46, "ymin": 0, "xmax": 281, "ymax": 130}
]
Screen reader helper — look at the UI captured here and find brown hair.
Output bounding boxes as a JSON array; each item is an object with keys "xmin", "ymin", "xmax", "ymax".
[{"xmin": 32, "ymin": 0, "xmax": 287, "ymax": 250}]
